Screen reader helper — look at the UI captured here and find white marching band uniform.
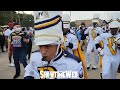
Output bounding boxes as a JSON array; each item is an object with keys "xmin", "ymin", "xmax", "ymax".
[
  {"xmin": 24, "ymin": 48, "xmax": 84, "ymax": 79},
  {"xmin": 85, "ymin": 19, "xmax": 103, "ymax": 68},
  {"xmin": 24, "ymin": 11, "xmax": 84, "ymax": 79},
  {"xmin": 95, "ymin": 17, "xmax": 120, "ymax": 79},
  {"xmin": 64, "ymin": 33, "xmax": 78, "ymax": 54}
]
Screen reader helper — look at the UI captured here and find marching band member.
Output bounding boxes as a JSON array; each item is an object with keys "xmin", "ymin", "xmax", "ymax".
[{"xmin": 24, "ymin": 11, "xmax": 84, "ymax": 79}]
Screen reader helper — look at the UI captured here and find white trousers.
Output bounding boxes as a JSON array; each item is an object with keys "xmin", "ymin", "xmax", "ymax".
[
  {"xmin": 86, "ymin": 41, "xmax": 99, "ymax": 67},
  {"xmin": 102, "ymin": 54, "xmax": 120, "ymax": 79}
]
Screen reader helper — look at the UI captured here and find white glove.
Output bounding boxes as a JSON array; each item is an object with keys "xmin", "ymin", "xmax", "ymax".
[
  {"xmin": 64, "ymin": 40, "xmax": 69, "ymax": 47},
  {"xmin": 98, "ymin": 48, "xmax": 102, "ymax": 52},
  {"xmin": 86, "ymin": 36, "xmax": 89, "ymax": 40}
]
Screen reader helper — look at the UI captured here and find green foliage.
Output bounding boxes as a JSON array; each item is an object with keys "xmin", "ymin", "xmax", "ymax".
[
  {"xmin": 70, "ymin": 21, "xmax": 75, "ymax": 27},
  {"xmin": 0, "ymin": 11, "xmax": 34, "ymax": 27},
  {"xmin": 0, "ymin": 25, "xmax": 2, "ymax": 32}
]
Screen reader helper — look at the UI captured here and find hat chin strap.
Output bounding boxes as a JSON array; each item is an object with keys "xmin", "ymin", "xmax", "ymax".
[{"xmin": 55, "ymin": 41, "xmax": 61, "ymax": 56}]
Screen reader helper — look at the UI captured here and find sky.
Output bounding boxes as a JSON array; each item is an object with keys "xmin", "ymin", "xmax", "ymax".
[{"xmin": 23, "ymin": 11, "xmax": 120, "ymax": 21}]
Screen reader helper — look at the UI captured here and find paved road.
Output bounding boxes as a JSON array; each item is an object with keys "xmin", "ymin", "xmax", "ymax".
[{"xmin": 0, "ymin": 45, "xmax": 120, "ymax": 79}]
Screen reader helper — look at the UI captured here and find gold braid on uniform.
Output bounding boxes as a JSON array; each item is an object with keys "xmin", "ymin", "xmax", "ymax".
[
  {"xmin": 108, "ymin": 19, "xmax": 113, "ymax": 23},
  {"xmin": 108, "ymin": 18, "xmax": 120, "ymax": 23},
  {"xmin": 116, "ymin": 18, "xmax": 120, "ymax": 22}
]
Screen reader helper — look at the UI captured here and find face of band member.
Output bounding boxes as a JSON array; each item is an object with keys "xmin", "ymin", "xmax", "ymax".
[
  {"xmin": 81, "ymin": 23, "xmax": 85, "ymax": 27},
  {"xmin": 81, "ymin": 25, "xmax": 85, "ymax": 30},
  {"xmin": 93, "ymin": 22, "xmax": 98, "ymax": 27},
  {"xmin": 110, "ymin": 28, "xmax": 118, "ymax": 35},
  {"xmin": 103, "ymin": 22, "xmax": 106, "ymax": 26},
  {"xmin": 39, "ymin": 45, "xmax": 58, "ymax": 61}
]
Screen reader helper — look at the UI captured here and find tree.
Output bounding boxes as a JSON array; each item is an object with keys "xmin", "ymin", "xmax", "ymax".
[
  {"xmin": 20, "ymin": 14, "xmax": 34, "ymax": 27},
  {"xmin": 0, "ymin": 11, "xmax": 34, "ymax": 27},
  {"xmin": 70, "ymin": 21, "xmax": 75, "ymax": 27},
  {"xmin": 0, "ymin": 11, "xmax": 17, "ymax": 25}
]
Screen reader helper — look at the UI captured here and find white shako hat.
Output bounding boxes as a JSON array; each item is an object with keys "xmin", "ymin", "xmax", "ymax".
[
  {"xmin": 108, "ymin": 17, "xmax": 120, "ymax": 28},
  {"xmin": 108, "ymin": 12, "xmax": 120, "ymax": 28},
  {"xmin": 33, "ymin": 11, "xmax": 64, "ymax": 45},
  {"xmin": 92, "ymin": 13, "xmax": 100, "ymax": 23}
]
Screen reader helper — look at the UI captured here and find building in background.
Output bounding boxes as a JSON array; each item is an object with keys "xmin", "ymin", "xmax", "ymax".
[{"xmin": 75, "ymin": 19, "xmax": 102, "ymax": 27}]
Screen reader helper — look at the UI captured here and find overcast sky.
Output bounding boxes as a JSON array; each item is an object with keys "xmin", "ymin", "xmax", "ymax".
[{"xmin": 23, "ymin": 11, "xmax": 120, "ymax": 21}]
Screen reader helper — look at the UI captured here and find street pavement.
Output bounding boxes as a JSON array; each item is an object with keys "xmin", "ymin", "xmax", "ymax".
[{"xmin": 0, "ymin": 45, "xmax": 120, "ymax": 79}]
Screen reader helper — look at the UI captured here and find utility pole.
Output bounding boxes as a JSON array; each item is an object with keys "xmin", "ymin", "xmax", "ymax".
[
  {"xmin": 11, "ymin": 11, "xmax": 13, "ymax": 22},
  {"xmin": 70, "ymin": 11, "xmax": 72, "ymax": 28},
  {"xmin": 4, "ymin": 13, "xmax": 7, "ymax": 25},
  {"xmin": 70, "ymin": 11, "xmax": 71, "ymax": 22},
  {"xmin": 18, "ymin": 11, "xmax": 21, "ymax": 25}
]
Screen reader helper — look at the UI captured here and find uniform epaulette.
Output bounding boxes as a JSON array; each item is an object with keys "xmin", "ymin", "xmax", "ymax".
[
  {"xmin": 32, "ymin": 50, "xmax": 40, "ymax": 53},
  {"xmin": 63, "ymin": 50, "xmax": 81, "ymax": 63}
]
